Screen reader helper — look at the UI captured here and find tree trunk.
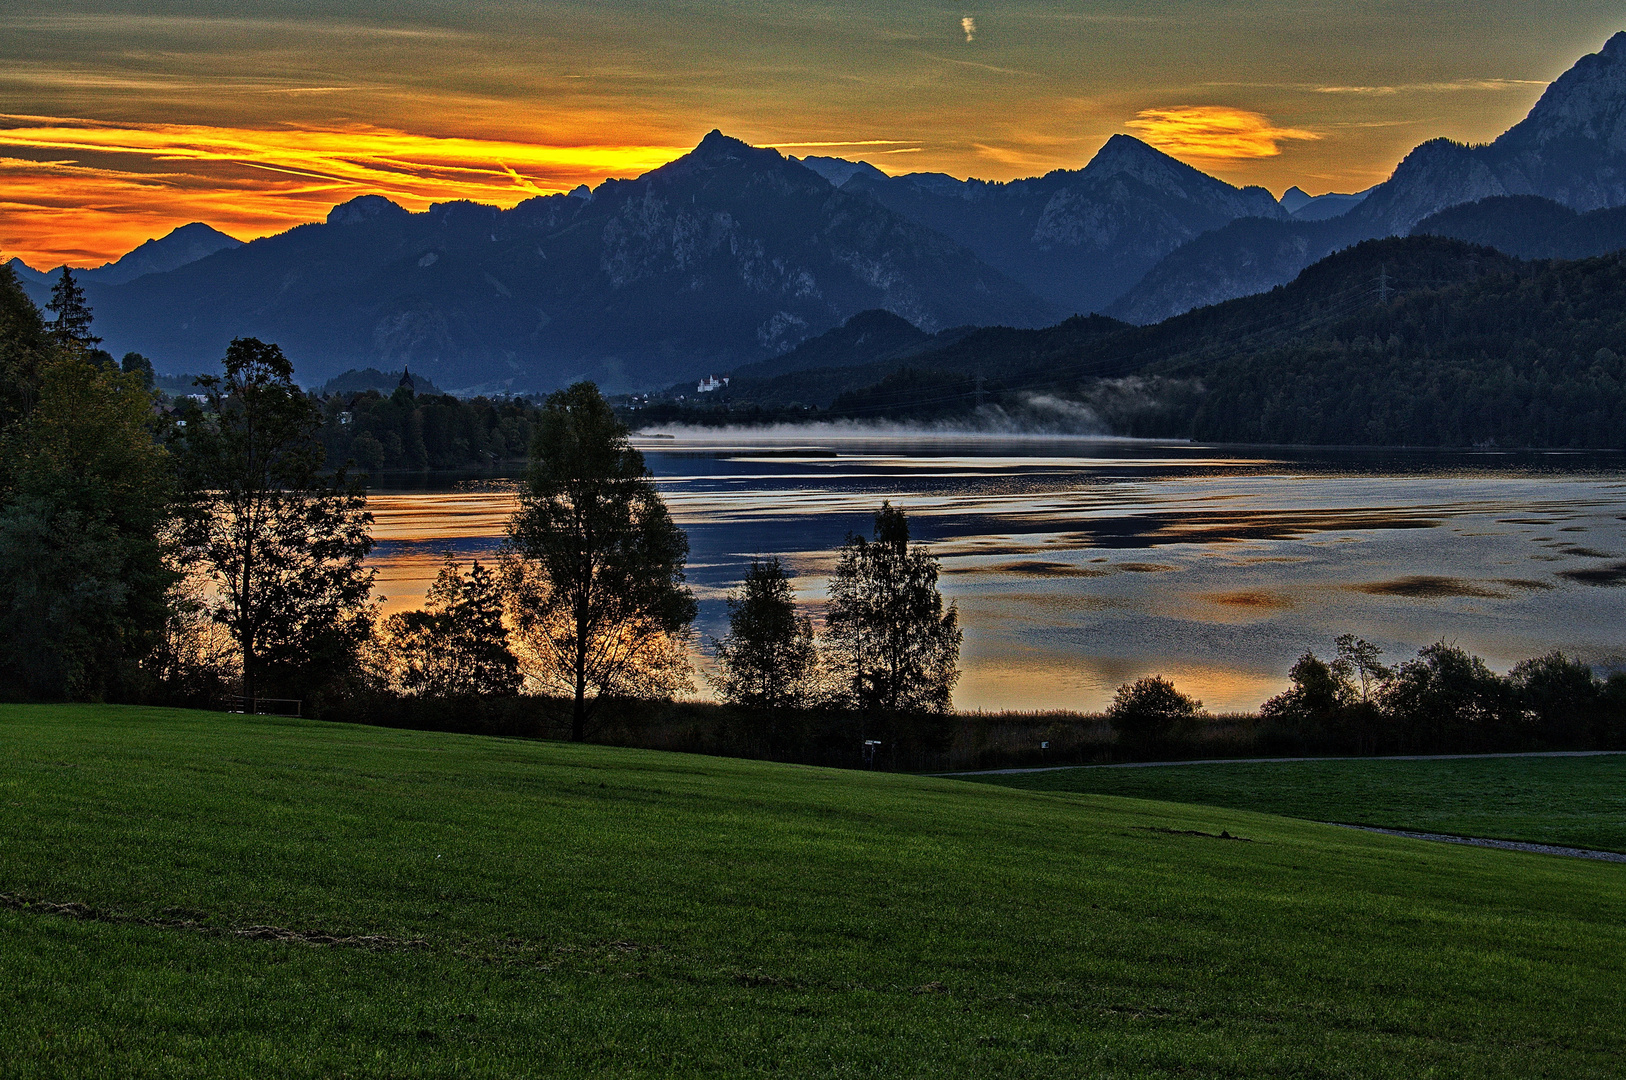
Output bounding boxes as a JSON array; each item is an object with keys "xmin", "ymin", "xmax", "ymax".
[
  {"xmin": 242, "ymin": 630, "xmax": 256, "ymax": 715},
  {"xmin": 571, "ymin": 613, "xmax": 588, "ymax": 742}
]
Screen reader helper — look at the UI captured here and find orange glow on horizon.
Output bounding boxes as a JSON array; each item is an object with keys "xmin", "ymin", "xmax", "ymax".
[{"xmin": 0, "ymin": 116, "xmax": 690, "ymax": 267}]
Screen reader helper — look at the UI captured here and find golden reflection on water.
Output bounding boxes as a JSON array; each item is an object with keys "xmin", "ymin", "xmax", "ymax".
[
  {"xmin": 363, "ymin": 441, "xmax": 1626, "ymax": 712},
  {"xmin": 368, "ymin": 491, "xmax": 519, "ymax": 614}
]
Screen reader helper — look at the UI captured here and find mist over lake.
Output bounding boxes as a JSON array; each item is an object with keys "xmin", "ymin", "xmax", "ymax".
[{"xmin": 364, "ymin": 432, "xmax": 1626, "ymax": 712}]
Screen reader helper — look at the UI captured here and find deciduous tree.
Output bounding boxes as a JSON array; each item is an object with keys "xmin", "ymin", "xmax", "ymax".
[
  {"xmin": 1106, "ymin": 675, "xmax": 1204, "ymax": 755},
  {"xmin": 823, "ymin": 502, "xmax": 961, "ymax": 715},
  {"xmin": 505, "ymin": 382, "xmax": 695, "ymax": 739},
  {"xmin": 176, "ymin": 338, "xmax": 375, "ymax": 711},
  {"xmin": 0, "ymin": 349, "xmax": 175, "ymax": 699}
]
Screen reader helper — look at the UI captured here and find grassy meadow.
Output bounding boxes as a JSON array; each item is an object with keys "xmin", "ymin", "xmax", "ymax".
[
  {"xmin": 968, "ymin": 755, "xmax": 1626, "ymax": 853},
  {"xmin": 2, "ymin": 705, "xmax": 1624, "ymax": 1077}
]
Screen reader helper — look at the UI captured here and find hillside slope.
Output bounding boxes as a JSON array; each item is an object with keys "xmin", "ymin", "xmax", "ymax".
[
  {"xmin": 1, "ymin": 704, "xmax": 1622, "ymax": 1077},
  {"xmin": 744, "ymin": 236, "xmax": 1626, "ymax": 448}
]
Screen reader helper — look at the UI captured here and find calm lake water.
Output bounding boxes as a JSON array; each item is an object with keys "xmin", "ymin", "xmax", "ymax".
[{"xmin": 368, "ymin": 431, "xmax": 1626, "ymax": 713}]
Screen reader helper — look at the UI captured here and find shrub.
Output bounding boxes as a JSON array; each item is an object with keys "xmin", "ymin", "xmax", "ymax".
[{"xmin": 1107, "ymin": 675, "xmax": 1204, "ymax": 756}]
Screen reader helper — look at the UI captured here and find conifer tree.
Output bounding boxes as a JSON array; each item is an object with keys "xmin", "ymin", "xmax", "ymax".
[{"xmin": 45, "ymin": 268, "xmax": 99, "ymax": 351}]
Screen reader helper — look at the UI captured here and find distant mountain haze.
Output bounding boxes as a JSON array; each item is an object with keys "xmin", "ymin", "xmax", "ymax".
[
  {"xmin": 1279, "ymin": 186, "xmax": 1374, "ymax": 221},
  {"xmin": 1110, "ymin": 32, "xmax": 1626, "ymax": 323},
  {"xmin": 50, "ymin": 131, "xmax": 1055, "ymax": 393}
]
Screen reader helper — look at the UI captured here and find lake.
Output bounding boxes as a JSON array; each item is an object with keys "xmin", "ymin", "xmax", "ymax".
[{"xmin": 367, "ymin": 431, "xmax": 1626, "ymax": 712}]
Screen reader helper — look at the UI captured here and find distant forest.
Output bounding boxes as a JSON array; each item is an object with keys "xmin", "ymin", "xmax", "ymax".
[
  {"xmin": 311, "ymin": 386, "xmax": 538, "ymax": 471},
  {"xmin": 162, "ymin": 370, "xmax": 540, "ymax": 471},
  {"xmin": 649, "ymin": 236, "xmax": 1626, "ymax": 450}
]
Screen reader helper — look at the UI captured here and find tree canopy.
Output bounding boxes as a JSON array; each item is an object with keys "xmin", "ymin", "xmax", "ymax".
[
  {"xmin": 505, "ymin": 381, "xmax": 695, "ymax": 740},
  {"xmin": 709, "ymin": 557, "xmax": 818, "ymax": 711},
  {"xmin": 176, "ymin": 337, "xmax": 375, "ymax": 710},
  {"xmin": 382, "ymin": 556, "xmax": 520, "ymax": 698},
  {"xmin": 823, "ymin": 502, "xmax": 961, "ymax": 716}
]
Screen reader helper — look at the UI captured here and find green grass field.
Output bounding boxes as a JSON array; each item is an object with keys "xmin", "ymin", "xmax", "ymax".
[
  {"xmin": 2, "ymin": 705, "xmax": 1624, "ymax": 1078},
  {"xmin": 966, "ymin": 756, "xmax": 1626, "ymax": 853}
]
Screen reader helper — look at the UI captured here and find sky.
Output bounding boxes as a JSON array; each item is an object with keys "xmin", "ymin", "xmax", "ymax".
[{"xmin": 3, "ymin": 1, "xmax": 1622, "ymax": 268}]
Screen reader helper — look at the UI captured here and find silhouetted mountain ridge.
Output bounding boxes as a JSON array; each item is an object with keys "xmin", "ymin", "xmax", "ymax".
[{"xmin": 60, "ymin": 131, "xmax": 1057, "ymax": 393}]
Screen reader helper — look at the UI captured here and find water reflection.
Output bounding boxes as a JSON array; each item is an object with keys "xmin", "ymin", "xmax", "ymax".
[{"xmin": 364, "ymin": 435, "xmax": 1626, "ymax": 712}]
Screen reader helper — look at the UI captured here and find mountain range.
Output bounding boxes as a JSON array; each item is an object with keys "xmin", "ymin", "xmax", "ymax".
[
  {"xmin": 1105, "ymin": 31, "xmax": 1626, "ymax": 323},
  {"xmin": 12, "ymin": 31, "xmax": 1626, "ymax": 392},
  {"xmin": 17, "ymin": 134, "xmax": 1053, "ymax": 393},
  {"xmin": 9, "ymin": 223, "xmax": 241, "ymax": 289}
]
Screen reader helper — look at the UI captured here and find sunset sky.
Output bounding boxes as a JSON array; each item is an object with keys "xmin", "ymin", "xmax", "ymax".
[{"xmin": 4, "ymin": 1, "xmax": 1622, "ymax": 268}]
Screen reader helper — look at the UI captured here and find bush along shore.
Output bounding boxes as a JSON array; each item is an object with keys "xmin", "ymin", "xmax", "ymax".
[{"xmin": 318, "ymin": 634, "xmax": 1626, "ymax": 774}]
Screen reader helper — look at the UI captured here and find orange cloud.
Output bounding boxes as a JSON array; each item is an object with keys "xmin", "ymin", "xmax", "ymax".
[
  {"xmin": 1125, "ymin": 105, "xmax": 1319, "ymax": 161},
  {"xmin": 0, "ymin": 116, "xmax": 689, "ymax": 267}
]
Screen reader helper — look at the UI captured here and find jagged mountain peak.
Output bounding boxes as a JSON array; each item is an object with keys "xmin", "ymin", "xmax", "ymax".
[
  {"xmin": 1497, "ymin": 31, "xmax": 1626, "ymax": 152},
  {"xmin": 327, "ymin": 194, "xmax": 410, "ymax": 226},
  {"xmin": 1081, "ymin": 134, "xmax": 1284, "ymax": 215}
]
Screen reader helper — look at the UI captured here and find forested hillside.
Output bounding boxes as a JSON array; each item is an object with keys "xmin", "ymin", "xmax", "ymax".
[
  {"xmin": 1189, "ymin": 245, "xmax": 1626, "ymax": 446},
  {"xmin": 690, "ymin": 236, "xmax": 1626, "ymax": 449}
]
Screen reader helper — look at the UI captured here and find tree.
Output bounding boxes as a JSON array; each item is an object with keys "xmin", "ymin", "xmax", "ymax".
[
  {"xmin": 120, "ymin": 352, "xmax": 155, "ymax": 390},
  {"xmin": 1261, "ymin": 652, "xmax": 1353, "ymax": 727},
  {"xmin": 0, "ymin": 263, "xmax": 52, "ymax": 440},
  {"xmin": 1106, "ymin": 675, "xmax": 1204, "ymax": 756},
  {"xmin": 1379, "ymin": 642, "xmax": 1513, "ymax": 751},
  {"xmin": 383, "ymin": 555, "xmax": 520, "ymax": 697},
  {"xmin": 1510, "ymin": 651, "xmax": 1600, "ymax": 747},
  {"xmin": 823, "ymin": 502, "xmax": 961, "ymax": 715},
  {"xmin": 505, "ymin": 382, "xmax": 695, "ymax": 740},
  {"xmin": 1335, "ymin": 634, "xmax": 1391, "ymax": 705},
  {"xmin": 709, "ymin": 557, "xmax": 817, "ymax": 710},
  {"xmin": 0, "ymin": 347, "xmax": 175, "ymax": 699},
  {"xmin": 45, "ymin": 268, "xmax": 99, "ymax": 352},
  {"xmin": 176, "ymin": 338, "xmax": 375, "ymax": 711}
]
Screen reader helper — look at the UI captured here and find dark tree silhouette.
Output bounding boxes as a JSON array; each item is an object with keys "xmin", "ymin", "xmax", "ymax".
[
  {"xmin": 1106, "ymin": 675, "xmax": 1204, "ymax": 755},
  {"xmin": 385, "ymin": 556, "xmax": 520, "ymax": 697},
  {"xmin": 177, "ymin": 338, "xmax": 374, "ymax": 711},
  {"xmin": 505, "ymin": 382, "xmax": 695, "ymax": 740},
  {"xmin": 120, "ymin": 352, "xmax": 155, "ymax": 390},
  {"xmin": 710, "ymin": 557, "xmax": 817, "ymax": 710},
  {"xmin": 823, "ymin": 502, "xmax": 961, "ymax": 715},
  {"xmin": 45, "ymin": 268, "xmax": 99, "ymax": 351},
  {"xmin": 0, "ymin": 282, "xmax": 173, "ymax": 699}
]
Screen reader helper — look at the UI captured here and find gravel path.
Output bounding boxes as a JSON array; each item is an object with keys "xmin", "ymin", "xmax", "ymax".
[
  {"xmin": 942, "ymin": 749, "xmax": 1626, "ymax": 777},
  {"xmin": 1329, "ymin": 824, "xmax": 1626, "ymax": 863}
]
